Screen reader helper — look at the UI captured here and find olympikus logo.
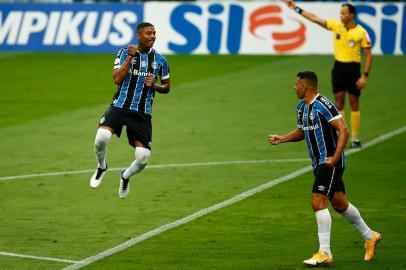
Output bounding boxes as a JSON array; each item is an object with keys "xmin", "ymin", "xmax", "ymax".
[{"xmin": 0, "ymin": 9, "xmax": 139, "ymax": 46}]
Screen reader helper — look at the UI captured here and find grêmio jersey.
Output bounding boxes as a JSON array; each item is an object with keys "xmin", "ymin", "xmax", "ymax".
[
  {"xmin": 296, "ymin": 94, "xmax": 346, "ymax": 168},
  {"xmin": 111, "ymin": 47, "xmax": 170, "ymax": 115}
]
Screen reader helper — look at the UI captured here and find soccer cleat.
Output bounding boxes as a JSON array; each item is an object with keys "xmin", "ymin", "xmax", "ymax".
[
  {"xmin": 303, "ymin": 251, "xmax": 333, "ymax": 267},
  {"xmin": 90, "ymin": 165, "xmax": 108, "ymax": 188},
  {"xmin": 119, "ymin": 169, "xmax": 130, "ymax": 199},
  {"xmin": 364, "ymin": 231, "xmax": 381, "ymax": 261},
  {"xmin": 351, "ymin": 140, "xmax": 362, "ymax": 148}
]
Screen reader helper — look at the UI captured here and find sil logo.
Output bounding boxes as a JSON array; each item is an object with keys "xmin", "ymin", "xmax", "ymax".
[{"xmin": 249, "ymin": 5, "xmax": 306, "ymax": 52}]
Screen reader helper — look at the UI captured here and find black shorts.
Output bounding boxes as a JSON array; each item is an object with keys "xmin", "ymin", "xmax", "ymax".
[
  {"xmin": 331, "ymin": 61, "xmax": 361, "ymax": 97},
  {"xmin": 312, "ymin": 164, "xmax": 345, "ymax": 198},
  {"xmin": 99, "ymin": 106, "xmax": 152, "ymax": 150}
]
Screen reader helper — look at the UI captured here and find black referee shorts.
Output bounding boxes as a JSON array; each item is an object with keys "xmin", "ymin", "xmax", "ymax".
[
  {"xmin": 331, "ymin": 61, "xmax": 361, "ymax": 97},
  {"xmin": 312, "ymin": 164, "xmax": 345, "ymax": 198},
  {"xmin": 98, "ymin": 106, "xmax": 152, "ymax": 150}
]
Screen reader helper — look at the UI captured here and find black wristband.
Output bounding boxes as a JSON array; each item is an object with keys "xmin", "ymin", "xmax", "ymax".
[
  {"xmin": 295, "ymin": 6, "xmax": 303, "ymax": 14},
  {"xmin": 363, "ymin": 72, "xmax": 369, "ymax": 77}
]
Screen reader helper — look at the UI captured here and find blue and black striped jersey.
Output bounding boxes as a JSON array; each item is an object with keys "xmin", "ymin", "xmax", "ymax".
[
  {"xmin": 112, "ymin": 47, "xmax": 170, "ymax": 115},
  {"xmin": 296, "ymin": 94, "xmax": 346, "ymax": 168}
]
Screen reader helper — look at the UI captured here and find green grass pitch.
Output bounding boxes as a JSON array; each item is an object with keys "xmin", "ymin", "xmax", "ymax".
[{"xmin": 0, "ymin": 53, "xmax": 405, "ymax": 270}]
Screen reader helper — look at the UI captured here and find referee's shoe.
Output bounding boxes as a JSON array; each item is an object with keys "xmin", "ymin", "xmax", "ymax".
[
  {"xmin": 351, "ymin": 139, "xmax": 362, "ymax": 148},
  {"xmin": 90, "ymin": 165, "xmax": 108, "ymax": 188}
]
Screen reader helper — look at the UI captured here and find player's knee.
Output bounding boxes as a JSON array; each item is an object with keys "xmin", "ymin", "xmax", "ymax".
[
  {"xmin": 331, "ymin": 200, "xmax": 349, "ymax": 213},
  {"xmin": 135, "ymin": 147, "xmax": 150, "ymax": 165},
  {"xmin": 95, "ymin": 128, "xmax": 112, "ymax": 147}
]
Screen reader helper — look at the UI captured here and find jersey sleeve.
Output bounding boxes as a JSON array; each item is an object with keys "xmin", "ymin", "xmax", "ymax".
[
  {"xmin": 158, "ymin": 55, "xmax": 170, "ymax": 80},
  {"xmin": 326, "ymin": 19, "xmax": 339, "ymax": 31},
  {"xmin": 113, "ymin": 48, "xmax": 128, "ymax": 70},
  {"xmin": 361, "ymin": 28, "xmax": 372, "ymax": 48},
  {"xmin": 296, "ymin": 102, "xmax": 304, "ymax": 129},
  {"xmin": 317, "ymin": 98, "xmax": 341, "ymax": 122}
]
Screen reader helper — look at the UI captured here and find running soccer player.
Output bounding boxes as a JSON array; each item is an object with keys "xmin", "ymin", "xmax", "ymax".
[
  {"xmin": 90, "ymin": 22, "xmax": 170, "ymax": 199},
  {"xmin": 268, "ymin": 71, "xmax": 380, "ymax": 267},
  {"xmin": 284, "ymin": 0, "xmax": 373, "ymax": 148}
]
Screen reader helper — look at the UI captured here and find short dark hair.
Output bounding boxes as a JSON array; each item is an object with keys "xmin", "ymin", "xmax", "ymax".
[
  {"xmin": 342, "ymin": 3, "xmax": 356, "ymax": 16},
  {"xmin": 297, "ymin": 71, "xmax": 318, "ymax": 89},
  {"xmin": 137, "ymin": 22, "xmax": 154, "ymax": 33}
]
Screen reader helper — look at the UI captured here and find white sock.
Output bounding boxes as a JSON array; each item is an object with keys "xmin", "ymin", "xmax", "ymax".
[
  {"xmin": 315, "ymin": 208, "xmax": 332, "ymax": 256},
  {"xmin": 94, "ymin": 128, "xmax": 112, "ymax": 170},
  {"xmin": 341, "ymin": 203, "xmax": 373, "ymax": 240},
  {"xmin": 123, "ymin": 147, "xmax": 150, "ymax": 179}
]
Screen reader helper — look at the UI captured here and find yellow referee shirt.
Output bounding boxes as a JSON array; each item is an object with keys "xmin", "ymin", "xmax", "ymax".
[{"xmin": 326, "ymin": 19, "xmax": 371, "ymax": 63}]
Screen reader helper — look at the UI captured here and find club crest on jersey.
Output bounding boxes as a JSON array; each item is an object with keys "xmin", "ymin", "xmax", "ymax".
[
  {"xmin": 336, "ymin": 33, "xmax": 341, "ymax": 40},
  {"xmin": 151, "ymin": 61, "xmax": 158, "ymax": 70},
  {"xmin": 309, "ymin": 111, "xmax": 314, "ymax": 121}
]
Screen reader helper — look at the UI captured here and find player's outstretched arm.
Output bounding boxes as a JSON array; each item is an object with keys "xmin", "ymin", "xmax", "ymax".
[
  {"xmin": 283, "ymin": 0, "xmax": 327, "ymax": 29},
  {"xmin": 268, "ymin": 128, "xmax": 304, "ymax": 145}
]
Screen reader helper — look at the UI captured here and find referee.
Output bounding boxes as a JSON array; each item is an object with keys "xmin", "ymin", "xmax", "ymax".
[{"xmin": 284, "ymin": 1, "xmax": 373, "ymax": 148}]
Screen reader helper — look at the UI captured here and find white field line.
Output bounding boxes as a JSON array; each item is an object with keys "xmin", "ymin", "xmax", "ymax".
[
  {"xmin": 0, "ymin": 159, "xmax": 308, "ymax": 181},
  {"xmin": 0, "ymin": 251, "xmax": 79, "ymax": 264},
  {"xmin": 61, "ymin": 126, "xmax": 406, "ymax": 270}
]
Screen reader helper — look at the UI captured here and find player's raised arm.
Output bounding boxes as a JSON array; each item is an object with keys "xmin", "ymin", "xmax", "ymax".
[
  {"xmin": 284, "ymin": 0, "xmax": 327, "ymax": 29},
  {"xmin": 268, "ymin": 128, "xmax": 304, "ymax": 145},
  {"xmin": 113, "ymin": 44, "xmax": 137, "ymax": 85}
]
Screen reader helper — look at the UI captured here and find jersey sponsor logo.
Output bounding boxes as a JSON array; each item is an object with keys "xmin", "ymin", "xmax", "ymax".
[
  {"xmin": 319, "ymin": 96, "xmax": 333, "ymax": 109},
  {"xmin": 0, "ymin": 4, "xmax": 143, "ymax": 52},
  {"xmin": 299, "ymin": 123, "xmax": 319, "ymax": 131},
  {"xmin": 133, "ymin": 69, "xmax": 153, "ymax": 77},
  {"xmin": 348, "ymin": 39, "xmax": 355, "ymax": 47}
]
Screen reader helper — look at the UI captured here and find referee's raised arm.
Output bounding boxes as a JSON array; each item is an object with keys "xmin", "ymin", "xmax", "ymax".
[{"xmin": 284, "ymin": 0, "xmax": 327, "ymax": 29}]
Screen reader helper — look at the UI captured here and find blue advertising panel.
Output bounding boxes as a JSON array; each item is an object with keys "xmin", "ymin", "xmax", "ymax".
[{"xmin": 0, "ymin": 3, "xmax": 143, "ymax": 52}]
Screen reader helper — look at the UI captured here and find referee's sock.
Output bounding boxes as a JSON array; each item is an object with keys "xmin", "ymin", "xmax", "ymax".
[
  {"xmin": 341, "ymin": 203, "xmax": 373, "ymax": 240},
  {"xmin": 351, "ymin": 110, "xmax": 361, "ymax": 142}
]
